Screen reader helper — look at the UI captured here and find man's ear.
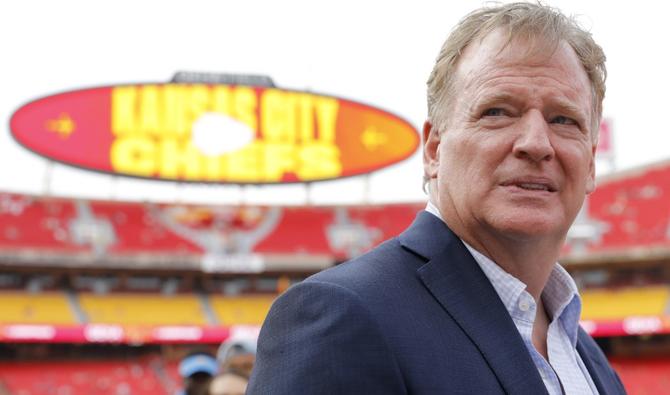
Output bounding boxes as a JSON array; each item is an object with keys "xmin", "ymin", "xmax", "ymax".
[
  {"xmin": 423, "ymin": 121, "xmax": 440, "ymax": 181},
  {"xmin": 585, "ymin": 143, "xmax": 596, "ymax": 194}
]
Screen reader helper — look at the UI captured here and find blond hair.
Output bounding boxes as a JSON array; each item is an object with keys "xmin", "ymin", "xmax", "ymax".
[{"xmin": 426, "ymin": 2, "xmax": 606, "ymax": 139}]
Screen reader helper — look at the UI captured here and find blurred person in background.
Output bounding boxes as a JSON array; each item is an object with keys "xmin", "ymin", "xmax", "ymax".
[
  {"xmin": 201, "ymin": 338, "xmax": 255, "ymax": 395},
  {"xmin": 216, "ymin": 338, "xmax": 256, "ymax": 380},
  {"xmin": 248, "ymin": 2, "xmax": 626, "ymax": 394},
  {"xmin": 207, "ymin": 368, "xmax": 249, "ymax": 395},
  {"xmin": 177, "ymin": 351, "xmax": 218, "ymax": 395}
]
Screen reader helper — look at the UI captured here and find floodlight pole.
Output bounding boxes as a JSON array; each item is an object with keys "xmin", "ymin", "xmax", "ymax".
[
  {"xmin": 42, "ymin": 160, "xmax": 53, "ymax": 197},
  {"xmin": 363, "ymin": 174, "xmax": 371, "ymax": 205},
  {"xmin": 305, "ymin": 182, "xmax": 313, "ymax": 206}
]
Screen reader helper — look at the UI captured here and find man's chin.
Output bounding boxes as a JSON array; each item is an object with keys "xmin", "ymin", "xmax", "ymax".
[{"xmin": 487, "ymin": 217, "xmax": 566, "ymax": 241}]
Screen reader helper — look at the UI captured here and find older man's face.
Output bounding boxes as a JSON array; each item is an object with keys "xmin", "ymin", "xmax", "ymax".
[{"xmin": 424, "ymin": 29, "xmax": 596, "ymax": 243}]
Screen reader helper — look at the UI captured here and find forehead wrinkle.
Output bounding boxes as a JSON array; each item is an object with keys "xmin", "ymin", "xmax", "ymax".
[
  {"xmin": 464, "ymin": 70, "xmax": 591, "ymax": 116},
  {"xmin": 450, "ymin": 33, "xmax": 594, "ymax": 130},
  {"xmin": 459, "ymin": 43, "xmax": 590, "ymax": 93},
  {"xmin": 468, "ymin": 65, "xmax": 587, "ymax": 94}
]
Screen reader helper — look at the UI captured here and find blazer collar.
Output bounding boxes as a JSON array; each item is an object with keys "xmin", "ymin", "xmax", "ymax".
[{"xmin": 399, "ymin": 211, "xmax": 548, "ymax": 395}]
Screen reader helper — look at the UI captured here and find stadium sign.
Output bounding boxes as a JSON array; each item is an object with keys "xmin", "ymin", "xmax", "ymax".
[
  {"xmin": 10, "ymin": 83, "xmax": 419, "ymax": 184},
  {"xmin": 3, "ymin": 319, "xmax": 670, "ymax": 344}
]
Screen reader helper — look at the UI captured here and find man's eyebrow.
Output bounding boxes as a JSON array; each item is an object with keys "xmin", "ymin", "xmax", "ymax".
[
  {"xmin": 466, "ymin": 92, "xmax": 519, "ymax": 113},
  {"xmin": 552, "ymin": 99, "xmax": 587, "ymax": 118},
  {"xmin": 478, "ymin": 92, "xmax": 518, "ymax": 105}
]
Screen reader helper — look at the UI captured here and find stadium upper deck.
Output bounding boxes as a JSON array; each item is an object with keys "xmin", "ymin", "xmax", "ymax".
[{"xmin": 1, "ymin": 159, "xmax": 670, "ymax": 271}]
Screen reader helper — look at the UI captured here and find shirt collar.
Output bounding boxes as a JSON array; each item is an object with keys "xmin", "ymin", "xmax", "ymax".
[
  {"xmin": 425, "ymin": 201, "xmax": 443, "ymax": 220},
  {"xmin": 424, "ymin": 202, "xmax": 582, "ymax": 345},
  {"xmin": 544, "ymin": 264, "xmax": 583, "ymax": 346}
]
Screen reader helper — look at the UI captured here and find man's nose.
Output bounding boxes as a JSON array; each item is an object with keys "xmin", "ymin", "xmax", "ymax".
[{"xmin": 512, "ymin": 111, "xmax": 555, "ymax": 163}]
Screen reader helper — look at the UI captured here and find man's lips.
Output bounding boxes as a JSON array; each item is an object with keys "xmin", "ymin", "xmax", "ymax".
[{"xmin": 500, "ymin": 177, "xmax": 558, "ymax": 192}]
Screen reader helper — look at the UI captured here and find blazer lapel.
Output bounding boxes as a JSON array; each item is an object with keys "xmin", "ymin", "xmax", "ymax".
[
  {"xmin": 576, "ymin": 329, "xmax": 622, "ymax": 395},
  {"xmin": 399, "ymin": 212, "xmax": 548, "ymax": 395}
]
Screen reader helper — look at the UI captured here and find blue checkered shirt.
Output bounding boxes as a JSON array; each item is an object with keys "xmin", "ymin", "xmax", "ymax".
[{"xmin": 426, "ymin": 203, "xmax": 598, "ymax": 394}]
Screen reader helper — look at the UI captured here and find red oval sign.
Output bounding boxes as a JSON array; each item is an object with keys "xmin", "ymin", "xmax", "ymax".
[{"xmin": 10, "ymin": 84, "xmax": 419, "ymax": 184}]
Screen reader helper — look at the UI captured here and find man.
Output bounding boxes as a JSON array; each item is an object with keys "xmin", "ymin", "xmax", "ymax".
[
  {"xmin": 216, "ymin": 338, "xmax": 256, "ymax": 379},
  {"xmin": 248, "ymin": 3, "xmax": 626, "ymax": 394},
  {"xmin": 178, "ymin": 351, "xmax": 219, "ymax": 395},
  {"xmin": 208, "ymin": 369, "xmax": 249, "ymax": 395}
]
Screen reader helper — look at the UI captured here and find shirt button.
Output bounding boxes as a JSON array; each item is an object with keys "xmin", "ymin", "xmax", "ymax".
[{"xmin": 519, "ymin": 299, "xmax": 530, "ymax": 312}]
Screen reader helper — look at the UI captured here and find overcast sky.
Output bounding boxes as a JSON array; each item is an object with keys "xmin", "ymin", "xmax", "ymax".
[{"xmin": 2, "ymin": 0, "xmax": 669, "ymax": 205}]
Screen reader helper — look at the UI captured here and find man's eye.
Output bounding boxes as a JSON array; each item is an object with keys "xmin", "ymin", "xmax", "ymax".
[
  {"xmin": 551, "ymin": 115, "xmax": 577, "ymax": 125},
  {"xmin": 482, "ymin": 108, "xmax": 505, "ymax": 117}
]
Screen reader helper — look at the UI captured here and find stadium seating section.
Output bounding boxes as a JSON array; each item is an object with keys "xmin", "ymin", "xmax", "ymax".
[
  {"xmin": 0, "ymin": 286, "xmax": 669, "ymax": 327},
  {"xmin": 581, "ymin": 286, "xmax": 670, "ymax": 320},
  {"xmin": 79, "ymin": 293, "xmax": 208, "ymax": 325},
  {"xmin": 0, "ymin": 197, "xmax": 83, "ymax": 252},
  {"xmin": 0, "ymin": 291, "xmax": 76, "ymax": 324},
  {"xmin": 0, "ymin": 357, "xmax": 669, "ymax": 394},
  {"xmin": 2, "ymin": 160, "xmax": 670, "ymax": 394},
  {"xmin": 610, "ymin": 358, "xmax": 670, "ymax": 395},
  {"xmin": 210, "ymin": 295, "xmax": 274, "ymax": 325},
  {"xmin": 0, "ymin": 358, "xmax": 172, "ymax": 395},
  {"xmin": 0, "ymin": 290, "xmax": 276, "ymax": 326},
  {"xmin": 0, "ymin": 193, "xmax": 423, "ymax": 257},
  {"xmin": 589, "ymin": 162, "xmax": 670, "ymax": 251},
  {"xmin": 3, "ymin": 157, "xmax": 670, "ymax": 261}
]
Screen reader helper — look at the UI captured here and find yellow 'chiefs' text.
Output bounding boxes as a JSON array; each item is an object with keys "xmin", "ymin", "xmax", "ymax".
[{"xmin": 110, "ymin": 84, "xmax": 341, "ymax": 182}]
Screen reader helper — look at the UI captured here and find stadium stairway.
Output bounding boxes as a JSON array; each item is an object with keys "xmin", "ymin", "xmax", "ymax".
[
  {"xmin": 197, "ymin": 291, "xmax": 219, "ymax": 325},
  {"xmin": 65, "ymin": 289, "xmax": 87, "ymax": 323}
]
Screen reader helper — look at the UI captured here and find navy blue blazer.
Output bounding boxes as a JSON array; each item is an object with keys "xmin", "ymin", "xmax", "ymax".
[{"xmin": 248, "ymin": 211, "xmax": 626, "ymax": 394}]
